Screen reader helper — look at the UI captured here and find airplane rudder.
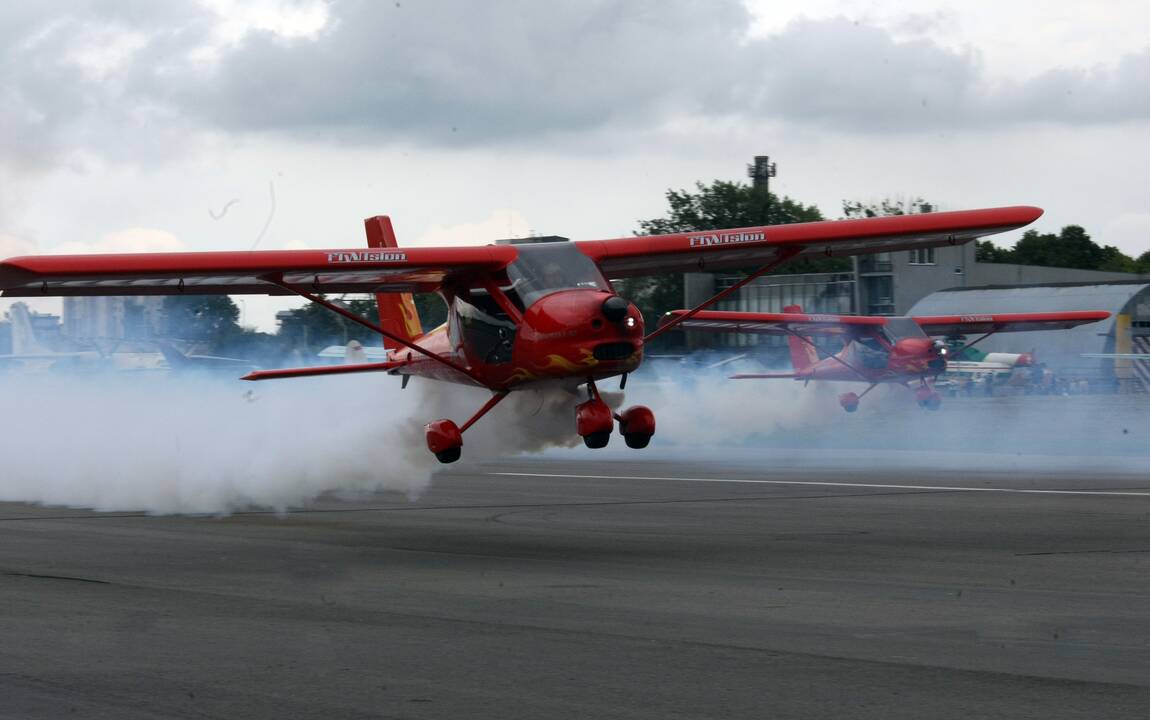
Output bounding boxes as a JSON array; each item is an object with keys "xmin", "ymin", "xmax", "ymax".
[
  {"xmin": 364, "ymin": 215, "xmax": 420, "ymax": 350},
  {"xmin": 786, "ymin": 333, "xmax": 818, "ymax": 372}
]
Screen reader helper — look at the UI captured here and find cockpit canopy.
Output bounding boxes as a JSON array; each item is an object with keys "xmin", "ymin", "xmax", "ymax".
[
  {"xmin": 505, "ymin": 243, "xmax": 611, "ymax": 308},
  {"xmin": 881, "ymin": 317, "xmax": 928, "ymax": 343}
]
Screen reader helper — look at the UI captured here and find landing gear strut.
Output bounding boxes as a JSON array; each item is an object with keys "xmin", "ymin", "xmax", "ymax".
[
  {"xmin": 577, "ymin": 379, "xmax": 614, "ymax": 448},
  {"xmin": 425, "ymin": 391, "xmax": 509, "ymax": 464},
  {"xmin": 577, "ymin": 379, "xmax": 656, "ymax": 450},
  {"xmin": 839, "ymin": 383, "xmax": 878, "ymax": 413}
]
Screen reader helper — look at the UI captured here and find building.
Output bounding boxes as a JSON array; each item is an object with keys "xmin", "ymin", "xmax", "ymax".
[
  {"xmin": 62, "ymin": 297, "xmax": 165, "ymax": 342},
  {"xmin": 856, "ymin": 242, "xmax": 1143, "ymax": 316},
  {"xmin": 908, "ymin": 281, "xmax": 1150, "ymax": 392},
  {"xmin": 0, "ymin": 303, "xmax": 63, "ymax": 353}
]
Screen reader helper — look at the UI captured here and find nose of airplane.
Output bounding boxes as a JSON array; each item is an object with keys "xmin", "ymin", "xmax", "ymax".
[{"xmin": 517, "ymin": 290, "xmax": 644, "ymax": 376}]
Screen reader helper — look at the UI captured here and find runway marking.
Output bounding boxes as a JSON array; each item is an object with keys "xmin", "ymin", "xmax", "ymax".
[{"xmin": 489, "ymin": 473, "xmax": 1150, "ymax": 498}]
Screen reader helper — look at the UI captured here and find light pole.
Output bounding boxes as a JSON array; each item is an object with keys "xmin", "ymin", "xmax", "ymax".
[{"xmin": 747, "ymin": 155, "xmax": 777, "ymax": 223}]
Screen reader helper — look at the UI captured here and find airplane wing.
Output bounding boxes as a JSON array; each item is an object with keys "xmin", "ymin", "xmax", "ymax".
[
  {"xmin": 243, "ymin": 361, "xmax": 403, "ymax": 381},
  {"xmin": 913, "ymin": 312, "xmax": 1110, "ymax": 336},
  {"xmin": 0, "ymin": 245, "xmax": 518, "ymax": 297},
  {"xmin": 657, "ymin": 310, "xmax": 887, "ymax": 336},
  {"xmin": 577, "ymin": 206, "xmax": 1042, "ymax": 277},
  {"xmin": 1081, "ymin": 353, "xmax": 1150, "ymax": 361},
  {"xmin": 0, "ymin": 206, "xmax": 1040, "ymax": 296}
]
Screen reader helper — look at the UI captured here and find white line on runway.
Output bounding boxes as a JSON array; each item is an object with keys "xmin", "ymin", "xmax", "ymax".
[{"xmin": 488, "ymin": 473, "xmax": 1150, "ymax": 497}]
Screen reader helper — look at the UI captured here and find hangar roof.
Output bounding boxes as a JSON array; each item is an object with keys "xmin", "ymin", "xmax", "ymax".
[{"xmin": 906, "ymin": 282, "xmax": 1150, "ymax": 372}]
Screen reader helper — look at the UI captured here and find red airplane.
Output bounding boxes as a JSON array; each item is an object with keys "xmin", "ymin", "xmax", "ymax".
[
  {"xmin": 0, "ymin": 206, "xmax": 1044, "ymax": 462},
  {"xmin": 659, "ymin": 306, "xmax": 1110, "ymax": 412}
]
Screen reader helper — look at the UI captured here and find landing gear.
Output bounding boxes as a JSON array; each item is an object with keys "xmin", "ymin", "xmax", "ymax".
[
  {"xmin": 617, "ymin": 405, "xmax": 656, "ymax": 448},
  {"xmin": 838, "ymin": 392, "xmax": 860, "ymax": 413},
  {"xmin": 576, "ymin": 382, "xmax": 614, "ymax": 448},
  {"xmin": 425, "ymin": 419, "xmax": 463, "ymax": 463},
  {"xmin": 582, "ymin": 430, "xmax": 612, "ymax": 449},
  {"xmin": 577, "ymin": 379, "xmax": 657, "ymax": 450},
  {"xmin": 914, "ymin": 383, "xmax": 942, "ymax": 411},
  {"xmin": 839, "ymin": 384, "xmax": 876, "ymax": 413},
  {"xmin": 424, "ymin": 392, "xmax": 509, "ymax": 463}
]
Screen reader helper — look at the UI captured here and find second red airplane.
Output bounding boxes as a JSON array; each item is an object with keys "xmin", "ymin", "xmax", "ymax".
[{"xmin": 660, "ymin": 306, "xmax": 1109, "ymax": 412}]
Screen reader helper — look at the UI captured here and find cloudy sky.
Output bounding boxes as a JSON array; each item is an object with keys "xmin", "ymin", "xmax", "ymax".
[{"xmin": 2, "ymin": 0, "xmax": 1148, "ymax": 329}]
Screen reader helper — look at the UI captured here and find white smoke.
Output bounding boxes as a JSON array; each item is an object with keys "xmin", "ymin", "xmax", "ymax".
[
  {"xmin": 0, "ymin": 371, "xmax": 435, "ymax": 514},
  {"xmin": 0, "ymin": 367, "xmax": 625, "ymax": 515}
]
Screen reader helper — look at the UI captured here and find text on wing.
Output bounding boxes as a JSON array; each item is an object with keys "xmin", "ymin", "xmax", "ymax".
[
  {"xmin": 688, "ymin": 231, "xmax": 765, "ymax": 248},
  {"xmin": 327, "ymin": 251, "xmax": 407, "ymax": 264}
]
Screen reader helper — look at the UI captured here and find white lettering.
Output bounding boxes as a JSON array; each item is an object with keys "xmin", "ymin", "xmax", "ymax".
[
  {"xmin": 327, "ymin": 251, "xmax": 407, "ymax": 263},
  {"xmin": 687, "ymin": 231, "xmax": 766, "ymax": 248}
]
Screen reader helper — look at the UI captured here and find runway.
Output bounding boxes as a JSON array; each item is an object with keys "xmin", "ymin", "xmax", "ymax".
[{"xmin": 4, "ymin": 455, "xmax": 1150, "ymax": 718}]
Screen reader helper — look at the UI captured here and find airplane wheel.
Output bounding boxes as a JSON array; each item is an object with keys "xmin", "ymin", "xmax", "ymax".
[
  {"xmin": 425, "ymin": 419, "xmax": 462, "ymax": 462},
  {"xmin": 583, "ymin": 431, "xmax": 611, "ymax": 449},
  {"xmin": 838, "ymin": 392, "xmax": 860, "ymax": 413},
  {"xmin": 623, "ymin": 432, "xmax": 652, "ymax": 449},
  {"xmin": 617, "ymin": 406, "xmax": 655, "ymax": 449},
  {"xmin": 434, "ymin": 446, "xmax": 462, "ymax": 464}
]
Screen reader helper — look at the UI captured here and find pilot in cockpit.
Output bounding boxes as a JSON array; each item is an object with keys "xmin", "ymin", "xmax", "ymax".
[{"xmin": 854, "ymin": 333, "xmax": 890, "ymax": 369}]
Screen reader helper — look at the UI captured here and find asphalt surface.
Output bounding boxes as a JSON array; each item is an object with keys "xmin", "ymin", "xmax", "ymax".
[{"xmin": 4, "ymin": 454, "xmax": 1150, "ymax": 719}]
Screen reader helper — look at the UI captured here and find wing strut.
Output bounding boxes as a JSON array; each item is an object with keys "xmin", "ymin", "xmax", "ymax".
[
  {"xmin": 264, "ymin": 275, "xmax": 493, "ymax": 389},
  {"xmin": 949, "ymin": 331, "xmax": 996, "ymax": 358},
  {"xmin": 779, "ymin": 326, "xmax": 869, "ymax": 379},
  {"xmin": 642, "ymin": 247, "xmax": 802, "ymax": 343}
]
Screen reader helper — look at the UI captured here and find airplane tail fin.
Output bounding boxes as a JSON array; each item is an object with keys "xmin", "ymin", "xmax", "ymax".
[
  {"xmin": 344, "ymin": 340, "xmax": 368, "ymax": 364},
  {"xmin": 155, "ymin": 340, "xmax": 190, "ymax": 369},
  {"xmin": 782, "ymin": 304, "xmax": 819, "ymax": 372},
  {"xmin": 8, "ymin": 302, "xmax": 47, "ymax": 355},
  {"xmin": 364, "ymin": 216, "xmax": 421, "ymax": 351}
]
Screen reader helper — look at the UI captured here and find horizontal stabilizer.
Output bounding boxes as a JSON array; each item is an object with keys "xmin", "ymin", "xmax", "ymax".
[
  {"xmin": 243, "ymin": 361, "xmax": 401, "ymax": 382},
  {"xmin": 730, "ymin": 373, "xmax": 799, "ymax": 379}
]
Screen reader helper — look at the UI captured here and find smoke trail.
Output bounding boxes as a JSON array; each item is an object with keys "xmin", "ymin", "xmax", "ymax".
[
  {"xmin": 611, "ymin": 361, "xmax": 1149, "ymax": 474},
  {"xmin": 0, "ymin": 372, "xmax": 436, "ymax": 514},
  {"xmin": 0, "ymin": 365, "xmax": 628, "ymax": 515}
]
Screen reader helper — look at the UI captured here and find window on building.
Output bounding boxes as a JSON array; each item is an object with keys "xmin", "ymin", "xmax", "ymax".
[{"xmin": 908, "ymin": 247, "xmax": 936, "ymax": 265}]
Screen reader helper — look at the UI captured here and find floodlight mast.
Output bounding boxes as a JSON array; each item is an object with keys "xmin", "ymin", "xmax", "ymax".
[{"xmin": 748, "ymin": 155, "xmax": 778, "ymax": 223}]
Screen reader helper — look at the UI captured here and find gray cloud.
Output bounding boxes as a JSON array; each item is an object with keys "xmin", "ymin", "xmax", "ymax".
[
  {"xmin": 173, "ymin": 0, "xmax": 750, "ymax": 144},
  {"xmin": 2, "ymin": 0, "xmax": 1150, "ymax": 173}
]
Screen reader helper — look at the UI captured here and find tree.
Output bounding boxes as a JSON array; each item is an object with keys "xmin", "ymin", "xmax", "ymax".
[
  {"xmin": 160, "ymin": 295, "xmax": 242, "ymax": 348},
  {"xmin": 979, "ymin": 225, "xmax": 1141, "ymax": 272},
  {"xmin": 624, "ymin": 180, "xmax": 831, "ymax": 333},
  {"xmin": 841, "ymin": 197, "xmax": 935, "ymax": 219},
  {"xmin": 275, "ymin": 294, "xmax": 449, "ymax": 355},
  {"xmin": 975, "ymin": 240, "xmax": 1013, "ymax": 263}
]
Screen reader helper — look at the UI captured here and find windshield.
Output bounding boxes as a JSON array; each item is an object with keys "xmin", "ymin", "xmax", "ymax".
[
  {"xmin": 882, "ymin": 317, "xmax": 928, "ymax": 342},
  {"xmin": 505, "ymin": 243, "xmax": 610, "ymax": 308}
]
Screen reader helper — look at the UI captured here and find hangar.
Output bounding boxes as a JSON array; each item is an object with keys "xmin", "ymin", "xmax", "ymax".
[{"xmin": 908, "ymin": 281, "xmax": 1150, "ymax": 391}]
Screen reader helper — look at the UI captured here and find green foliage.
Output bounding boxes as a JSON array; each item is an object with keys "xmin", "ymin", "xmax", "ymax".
[
  {"xmin": 841, "ymin": 198, "xmax": 935, "ymax": 219},
  {"xmin": 414, "ymin": 293, "xmax": 448, "ymax": 330},
  {"xmin": 979, "ymin": 225, "xmax": 1143, "ymax": 272},
  {"xmin": 637, "ymin": 180, "xmax": 823, "ymax": 235},
  {"xmin": 624, "ymin": 179, "xmax": 836, "ymax": 334},
  {"xmin": 161, "ymin": 295, "xmax": 241, "ymax": 346},
  {"xmin": 975, "ymin": 240, "xmax": 1013, "ymax": 263}
]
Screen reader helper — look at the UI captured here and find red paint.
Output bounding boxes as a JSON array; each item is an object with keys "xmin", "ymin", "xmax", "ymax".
[
  {"xmin": 0, "ymin": 206, "xmax": 1051, "ymax": 460},
  {"xmin": 691, "ymin": 307, "xmax": 1109, "ymax": 413},
  {"xmin": 576, "ymin": 397, "xmax": 614, "ymax": 437}
]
